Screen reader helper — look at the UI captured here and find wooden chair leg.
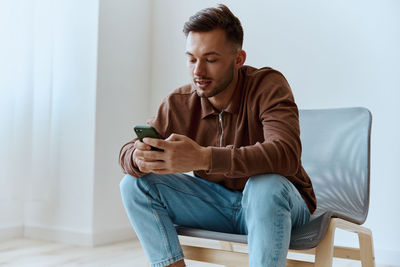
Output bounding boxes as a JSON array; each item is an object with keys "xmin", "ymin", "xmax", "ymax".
[
  {"xmin": 358, "ymin": 231, "xmax": 375, "ymax": 267},
  {"xmin": 220, "ymin": 241, "xmax": 234, "ymax": 251},
  {"xmin": 314, "ymin": 220, "xmax": 335, "ymax": 267},
  {"xmin": 220, "ymin": 241, "xmax": 234, "ymax": 266}
]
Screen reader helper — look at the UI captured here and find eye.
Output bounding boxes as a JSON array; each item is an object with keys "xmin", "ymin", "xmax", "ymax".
[
  {"xmin": 206, "ymin": 58, "xmax": 217, "ymax": 63},
  {"xmin": 188, "ymin": 57, "xmax": 196, "ymax": 64}
]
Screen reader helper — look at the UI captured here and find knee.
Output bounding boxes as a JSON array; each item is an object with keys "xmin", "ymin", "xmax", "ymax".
[
  {"xmin": 244, "ymin": 173, "xmax": 289, "ymax": 196},
  {"xmin": 242, "ymin": 173, "xmax": 291, "ymax": 211},
  {"xmin": 119, "ymin": 173, "xmax": 161, "ymax": 200},
  {"xmin": 120, "ymin": 174, "xmax": 140, "ymax": 199}
]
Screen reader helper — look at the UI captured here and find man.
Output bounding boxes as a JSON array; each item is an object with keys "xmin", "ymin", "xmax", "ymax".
[{"xmin": 119, "ymin": 4, "xmax": 316, "ymax": 267}]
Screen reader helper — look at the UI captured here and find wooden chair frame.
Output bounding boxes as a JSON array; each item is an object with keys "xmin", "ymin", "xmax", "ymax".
[{"xmin": 179, "ymin": 218, "xmax": 375, "ymax": 267}]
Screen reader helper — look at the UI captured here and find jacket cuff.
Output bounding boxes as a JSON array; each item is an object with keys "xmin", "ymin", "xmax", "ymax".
[{"xmin": 207, "ymin": 147, "xmax": 231, "ymax": 174}]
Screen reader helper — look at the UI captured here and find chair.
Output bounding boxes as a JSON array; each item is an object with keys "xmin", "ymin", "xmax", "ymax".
[{"xmin": 176, "ymin": 107, "xmax": 374, "ymax": 266}]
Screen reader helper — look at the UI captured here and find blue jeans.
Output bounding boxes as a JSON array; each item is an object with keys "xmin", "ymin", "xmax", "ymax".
[{"xmin": 120, "ymin": 173, "xmax": 310, "ymax": 267}]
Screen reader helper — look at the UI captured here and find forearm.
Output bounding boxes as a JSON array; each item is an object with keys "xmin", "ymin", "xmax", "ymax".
[{"xmin": 206, "ymin": 139, "xmax": 301, "ymax": 178}]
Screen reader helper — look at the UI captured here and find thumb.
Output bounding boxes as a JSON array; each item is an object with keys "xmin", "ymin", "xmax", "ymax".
[{"xmin": 165, "ymin": 133, "xmax": 185, "ymax": 142}]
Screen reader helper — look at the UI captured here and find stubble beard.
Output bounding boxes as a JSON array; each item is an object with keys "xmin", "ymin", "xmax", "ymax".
[{"xmin": 194, "ymin": 62, "xmax": 235, "ymax": 99}]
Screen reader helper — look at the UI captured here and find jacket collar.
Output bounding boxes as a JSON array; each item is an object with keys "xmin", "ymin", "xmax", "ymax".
[{"xmin": 199, "ymin": 68, "xmax": 244, "ymax": 119}]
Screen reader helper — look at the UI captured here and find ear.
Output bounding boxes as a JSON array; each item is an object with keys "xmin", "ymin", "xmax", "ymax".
[{"xmin": 235, "ymin": 49, "xmax": 246, "ymax": 68}]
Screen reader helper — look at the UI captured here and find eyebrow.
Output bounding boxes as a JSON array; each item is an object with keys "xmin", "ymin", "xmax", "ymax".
[{"xmin": 185, "ymin": 51, "xmax": 221, "ymax": 57}]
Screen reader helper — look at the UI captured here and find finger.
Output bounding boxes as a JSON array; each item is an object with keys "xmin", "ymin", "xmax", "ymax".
[
  {"xmin": 135, "ymin": 158, "xmax": 147, "ymax": 172},
  {"xmin": 135, "ymin": 150, "xmax": 164, "ymax": 161},
  {"xmin": 134, "ymin": 140, "xmax": 151, "ymax": 151},
  {"xmin": 133, "ymin": 149, "xmax": 142, "ymax": 160},
  {"xmin": 143, "ymin": 138, "xmax": 168, "ymax": 150},
  {"xmin": 136, "ymin": 159, "xmax": 151, "ymax": 173},
  {"xmin": 136, "ymin": 159, "xmax": 165, "ymax": 172},
  {"xmin": 133, "ymin": 149, "xmax": 150, "ymax": 160}
]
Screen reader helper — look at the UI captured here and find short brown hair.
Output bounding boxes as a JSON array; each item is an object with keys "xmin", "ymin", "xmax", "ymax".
[{"xmin": 183, "ymin": 4, "xmax": 243, "ymax": 49}]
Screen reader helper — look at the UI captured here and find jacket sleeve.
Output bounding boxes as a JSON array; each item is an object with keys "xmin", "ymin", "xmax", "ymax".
[
  {"xmin": 118, "ymin": 99, "xmax": 171, "ymax": 177},
  {"xmin": 206, "ymin": 73, "xmax": 302, "ymax": 178}
]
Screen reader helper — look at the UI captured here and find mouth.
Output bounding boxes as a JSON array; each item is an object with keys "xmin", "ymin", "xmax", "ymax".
[{"xmin": 195, "ymin": 79, "xmax": 212, "ymax": 89}]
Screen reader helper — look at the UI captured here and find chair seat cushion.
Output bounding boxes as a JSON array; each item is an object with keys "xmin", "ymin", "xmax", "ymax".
[{"xmin": 176, "ymin": 225, "xmax": 248, "ymax": 244}]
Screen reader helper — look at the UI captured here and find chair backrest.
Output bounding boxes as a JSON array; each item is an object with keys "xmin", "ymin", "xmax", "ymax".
[{"xmin": 299, "ymin": 107, "xmax": 372, "ymax": 225}]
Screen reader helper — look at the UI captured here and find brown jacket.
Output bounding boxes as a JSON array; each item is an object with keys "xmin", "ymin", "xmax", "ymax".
[{"xmin": 119, "ymin": 66, "xmax": 316, "ymax": 213}]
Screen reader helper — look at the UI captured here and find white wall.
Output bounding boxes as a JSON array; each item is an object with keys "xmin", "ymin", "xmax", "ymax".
[
  {"xmin": 150, "ymin": 0, "xmax": 400, "ymax": 264},
  {"xmin": 92, "ymin": 0, "xmax": 152, "ymax": 244}
]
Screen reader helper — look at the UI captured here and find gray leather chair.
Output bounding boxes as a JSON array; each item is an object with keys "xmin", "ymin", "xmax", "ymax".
[{"xmin": 176, "ymin": 107, "xmax": 375, "ymax": 266}]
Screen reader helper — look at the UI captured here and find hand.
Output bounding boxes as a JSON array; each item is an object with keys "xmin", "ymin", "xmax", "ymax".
[
  {"xmin": 133, "ymin": 134, "xmax": 211, "ymax": 174},
  {"xmin": 132, "ymin": 139, "xmax": 152, "ymax": 170}
]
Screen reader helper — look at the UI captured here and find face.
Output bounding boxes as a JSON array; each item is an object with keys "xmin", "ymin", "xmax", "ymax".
[{"xmin": 185, "ymin": 29, "xmax": 242, "ymax": 98}]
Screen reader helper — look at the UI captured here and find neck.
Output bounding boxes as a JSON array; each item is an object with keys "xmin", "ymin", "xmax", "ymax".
[{"xmin": 208, "ymin": 73, "xmax": 238, "ymax": 111}]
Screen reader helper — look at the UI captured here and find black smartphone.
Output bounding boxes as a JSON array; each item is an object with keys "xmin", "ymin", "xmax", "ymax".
[{"xmin": 133, "ymin": 126, "xmax": 163, "ymax": 151}]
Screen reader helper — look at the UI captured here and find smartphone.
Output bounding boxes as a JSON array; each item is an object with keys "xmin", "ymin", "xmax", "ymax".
[{"xmin": 133, "ymin": 125, "xmax": 163, "ymax": 151}]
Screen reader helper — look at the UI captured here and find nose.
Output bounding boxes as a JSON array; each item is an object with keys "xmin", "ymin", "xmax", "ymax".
[{"xmin": 193, "ymin": 60, "xmax": 206, "ymax": 77}]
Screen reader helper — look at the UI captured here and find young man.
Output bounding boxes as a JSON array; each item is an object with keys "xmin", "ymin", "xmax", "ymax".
[{"xmin": 119, "ymin": 4, "xmax": 316, "ymax": 267}]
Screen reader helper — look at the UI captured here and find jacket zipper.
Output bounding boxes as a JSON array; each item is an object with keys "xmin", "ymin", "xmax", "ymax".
[{"xmin": 218, "ymin": 111, "xmax": 224, "ymax": 147}]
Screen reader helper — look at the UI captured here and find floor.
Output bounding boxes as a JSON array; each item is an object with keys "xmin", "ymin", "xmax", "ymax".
[{"xmin": 0, "ymin": 237, "xmax": 390, "ymax": 266}]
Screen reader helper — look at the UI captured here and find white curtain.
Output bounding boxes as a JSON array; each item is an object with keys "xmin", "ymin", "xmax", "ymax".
[
  {"xmin": 0, "ymin": 0, "xmax": 59, "ymax": 230},
  {"xmin": 0, "ymin": 0, "xmax": 97, "ymax": 234},
  {"xmin": 0, "ymin": 0, "xmax": 36, "ymax": 230}
]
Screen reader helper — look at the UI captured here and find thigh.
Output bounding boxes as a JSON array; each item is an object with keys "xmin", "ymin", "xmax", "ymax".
[{"xmin": 136, "ymin": 172, "xmax": 243, "ymax": 233}]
